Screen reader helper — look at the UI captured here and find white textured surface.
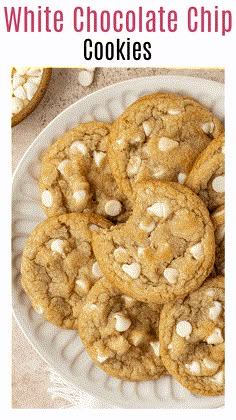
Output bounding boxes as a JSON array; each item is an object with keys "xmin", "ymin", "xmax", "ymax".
[{"xmin": 12, "ymin": 75, "xmax": 224, "ymax": 408}]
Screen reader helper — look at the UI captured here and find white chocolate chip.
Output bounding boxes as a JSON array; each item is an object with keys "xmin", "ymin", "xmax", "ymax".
[
  {"xmin": 93, "ymin": 151, "xmax": 106, "ymax": 167},
  {"xmin": 177, "ymin": 172, "xmax": 187, "ymax": 184},
  {"xmin": 122, "ymin": 262, "xmax": 141, "ymax": 279},
  {"xmin": 27, "ymin": 76, "xmax": 41, "ymax": 86},
  {"xmin": 73, "ymin": 190, "xmax": 87, "ymax": 203},
  {"xmin": 206, "ymin": 289, "xmax": 215, "ymax": 297},
  {"xmin": 176, "ymin": 320, "xmax": 192, "ymax": 339},
  {"xmin": 130, "ymin": 135, "xmax": 142, "ymax": 144},
  {"xmin": 159, "ymin": 137, "xmax": 179, "ymax": 151},
  {"xmin": 75, "ymin": 278, "xmax": 90, "ymax": 293},
  {"xmin": 97, "ymin": 353, "xmax": 109, "ymax": 363},
  {"xmin": 212, "ymin": 176, "xmax": 225, "ymax": 193},
  {"xmin": 167, "ymin": 109, "xmax": 182, "ymax": 115},
  {"xmin": 34, "ymin": 305, "xmax": 44, "ymax": 315},
  {"xmin": 113, "ymin": 313, "xmax": 131, "ymax": 332},
  {"xmin": 116, "ymin": 138, "xmax": 124, "ymax": 145},
  {"xmin": 122, "ymin": 295, "xmax": 135, "ymax": 305},
  {"xmin": 203, "ymin": 358, "xmax": 219, "ymax": 370},
  {"xmin": 15, "ymin": 67, "xmax": 29, "ymax": 75},
  {"xmin": 70, "ymin": 141, "xmax": 87, "ymax": 155},
  {"xmin": 51, "ymin": 239, "xmax": 64, "ymax": 254},
  {"xmin": 152, "ymin": 167, "xmax": 166, "ymax": 179},
  {"xmin": 147, "ymin": 201, "xmax": 171, "ymax": 218},
  {"xmin": 78, "ymin": 70, "xmax": 94, "ymax": 87},
  {"xmin": 139, "ymin": 221, "xmax": 155, "ymax": 232},
  {"xmin": 206, "ymin": 328, "xmax": 224, "ymax": 345},
  {"xmin": 127, "ymin": 156, "xmax": 141, "ymax": 176},
  {"xmin": 14, "ymin": 85, "xmax": 27, "ymax": 100},
  {"xmin": 163, "ymin": 267, "xmax": 179, "ymax": 284},
  {"xmin": 190, "ymin": 243, "xmax": 204, "ymax": 260},
  {"xmin": 26, "ymin": 68, "xmax": 43, "ymax": 77},
  {"xmin": 214, "ymin": 208, "xmax": 225, "ymax": 218},
  {"xmin": 150, "ymin": 341, "xmax": 160, "ymax": 357},
  {"xmin": 185, "ymin": 361, "xmax": 201, "ymax": 375},
  {"xmin": 12, "ymin": 97, "xmax": 24, "ymax": 115},
  {"xmin": 92, "ymin": 262, "xmax": 103, "ymax": 278},
  {"xmin": 23, "ymin": 82, "xmax": 38, "ymax": 100},
  {"xmin": 209, "ymin": 301, "xmax": 222, "ymax": 321},
  {"xmin": 83, "ymin": 303, "xmax": 97, "ymax": 311},
  {"xmin": 137, "ymin": 247, "xmax": 145, "ymax": 256},
  {"xmin": 143, "ymin": 121, "xmax": 153, "ymax": 137},
  {"xmin": 57, "ymin": 159, "xmax": 70, "ymax": 175},
  {"xmin": 129, "ymin": 330, "xmax": 144, "ymax": 346},
  {"xmin": 201, "ymin": 122, "xmax": 214, "ymax": 134},
  {"xmin": 12, "ymin": 74, "xmax": 25, "ymax": 89},
  {"xmin": 105, "ymin": 200, "xmax": 122, "ymax": 217},
  {"xmin": 209, "ymin": 370, "xmax": 224, "ymax": 385},
  {"xmin": 41, "ymin": 190, "xmax": 53, "ymax": 208},
  {"xmin": 113, "ymin": 247, "xmax": 127, "ymax": 259},
  {"xmin": 89, "ymin": 224, "xmax": 100, "ymax": 231}
]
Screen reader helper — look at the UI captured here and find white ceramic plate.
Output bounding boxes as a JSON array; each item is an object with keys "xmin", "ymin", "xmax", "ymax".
[{"xmin": 12, "ymin": 75, "xmax": 224, "ymax": 408}]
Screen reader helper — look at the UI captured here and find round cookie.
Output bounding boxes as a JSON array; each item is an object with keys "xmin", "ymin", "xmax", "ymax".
[
  {"xmin": 211, "ymin": 205, "xmax": 225, "ymax": 275},
  {"xmin": 159, "ymin": 276, "xmax": 224, "ymax": 396},
  {"xmin": 92, "ymin": 180, "xmax": 215, "ymax": 304},
  {"xmin": 21, "ymin": 213, "xmax": 112, "ymax": 329},
  {"xmin": 39, "ymin": 121, "xmax": 131, "ymax": 223},
  {"xmin": 108, "ymin": 92, "xmax": 223, "ymax": 200},
  {"xmin": 78, "ymin": 279, "xmax": 166, "ymax": 381},
  {"xmin": 185, "ymin": 133, "xmax": 225, "ymax": 211}
]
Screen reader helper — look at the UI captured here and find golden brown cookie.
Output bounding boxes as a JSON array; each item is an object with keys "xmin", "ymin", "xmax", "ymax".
[
  {"xmin": 159, "ymin": 276, "xmax": 224, "ymax": 396},
  {"xmin": 92, "ymin": 180, "xmax": 215, "ymax": 304},
  {"xmin": 39, "ymin": 121, "xmax": 131, "ymax": 223},
  {"xmin": 108, "ymin": 92, "xmax": 223, "ymax": 200},
  {"xmin": 78, "ymin": 279, "xmax": 166, "ymax": 381},
  {"xmin": 21, "ymin": 213, "xmax": 112, "ymax": 329},
  {"xmin": 186, "ymin": 133, "xmax": 225, "ymax": 211}
]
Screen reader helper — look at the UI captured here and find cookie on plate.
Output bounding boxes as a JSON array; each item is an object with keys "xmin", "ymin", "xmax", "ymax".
[
  {"xmin": 211, "ymin": 205, "xmax": 225, "ymax": 275},
  {"xmin": 185, "ymin": 133, "xmax": 225, "ymax": 211},
  {"xmin": 108, "ymin": 92, "xmax": 223, "ymax": 200},
  {"xmin": 39, "ymin": 121, "xmax": 131, "ymax": 223},
  {"xmin": 159, "ymin": 276, "xmax": 224, "ymax": 396},
  {"xmin": 92, "ymin": 180, "xmax": 215, "ymax": 304},
  {"xmin": 21, "ymin": 213, "xmax": 112, "ymax": 329},
  {"xmin": 78, "ymin": 279, "xmax": 166, "ymax": 381}
]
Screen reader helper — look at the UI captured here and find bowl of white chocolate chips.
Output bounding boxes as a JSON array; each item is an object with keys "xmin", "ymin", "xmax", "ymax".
[{"xmin": 11, "ymin": 67, "xmax": 52, "ymax": 127}]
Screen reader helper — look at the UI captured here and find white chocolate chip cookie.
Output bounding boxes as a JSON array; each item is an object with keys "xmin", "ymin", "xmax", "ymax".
[
  {"xmin": 92, "ymin": 180, "xmax": 215, "ymax": 304},
  {"xmin": 21, "ymin": 213, "xmax": 112, "ymax": 329},
  {"xmin": 108, "ymin": 92, "xmax": 223, "ymax": 200},
  {"xmin": 159, "ymin": 276, "xmax": 224, "ymax": 396},
  {"xmin": 78, "ymin": 279, "xmax": 167, "ymax": 381},
  {"xmin": 39, "ymin": 121, "xmax": 131, "ymax": 223},
  {"xmin": 186, "ymin": 133, "xmax": 225, "ymax": 211}
]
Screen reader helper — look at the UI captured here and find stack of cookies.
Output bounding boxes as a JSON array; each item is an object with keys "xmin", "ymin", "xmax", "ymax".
[{"xmin": 20, "ymin": 92, "xmax": 225, "ymax": 397}]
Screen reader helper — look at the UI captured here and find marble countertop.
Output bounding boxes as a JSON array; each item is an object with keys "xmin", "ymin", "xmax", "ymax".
[{"xmin": 12, "ymin": 67, "xmax": 224, "ymax": 408}]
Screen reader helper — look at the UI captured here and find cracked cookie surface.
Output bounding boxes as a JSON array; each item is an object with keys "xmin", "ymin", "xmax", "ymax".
[
  {"xmin": 21, "ymin": 213, "xmax": 112, "ymax": 329},
  {"xmin": 186, "ymin": 133, "xmax": 225, "ymax": 211},
  {"xmin": 39, "ymin": 121, "xmax": 131, "ymax": 223},
  {"xmin": 92, "ymin": 180, "xmax": 215, "ymax": 304},
  {"xmin": 159, "ymin": 276, "xmax": 224, "ymax": 396},
  {"xmin": 108, "ymin": 93, "xmax": 223, "ymax": 200},
  {"xmin": 78, "ymin": 278, "xmax": 166, "ymax": 381}
]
